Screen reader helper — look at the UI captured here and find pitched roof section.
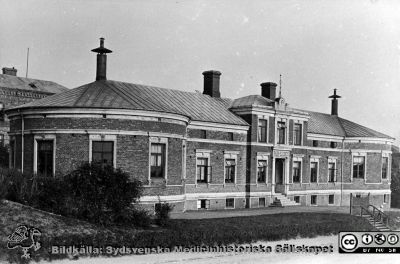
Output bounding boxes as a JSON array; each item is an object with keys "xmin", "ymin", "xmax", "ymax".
[
  {"xmin": 307, "ymin": 111, "xmax": 392, "ymax": 139},
  {"xmin": 230, "ymin": 95, "xmax": 274, "ymax": 109},
  {"xmin": 0, "ymin": 74, "xmax": 68, "ymax": 94},
  {"xmin": 15, "ymin": 80, "xmax": 248, "ymax": 126}
]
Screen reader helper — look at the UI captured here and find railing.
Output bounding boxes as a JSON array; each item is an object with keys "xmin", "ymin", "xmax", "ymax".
[{"xmin": 360, "ymin": 204, "xmax": 393, "ymax": 229}]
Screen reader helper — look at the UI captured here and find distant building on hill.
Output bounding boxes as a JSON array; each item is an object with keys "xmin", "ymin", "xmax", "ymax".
[{"xmin": 0, "ymin": 66, "xmax": 68, "ymax": 166}]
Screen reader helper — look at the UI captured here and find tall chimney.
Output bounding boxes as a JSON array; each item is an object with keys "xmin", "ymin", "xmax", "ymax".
[
  {"xmin": 260, "ymin": 82, "xmax": 277, "ymax": 100},
  {"xmin": 202, "ymin": 70, "xmax": 221, "ymax": 98},
  {"xmin": 328, "ymin": 89, "xmax": 341, "ymax": 116},
  {"xmin": 2, "ymin": 67, "xmax": 17, "ymax": 76},
  {"xmin": 91, "ymin": 38, "xmax": 112, "ymax": 81}
]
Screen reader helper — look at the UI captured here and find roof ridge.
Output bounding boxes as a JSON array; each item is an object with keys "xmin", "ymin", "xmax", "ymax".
[{"xmin": 336, "ymin": 116, "xmax": 348, "ymax": 137}]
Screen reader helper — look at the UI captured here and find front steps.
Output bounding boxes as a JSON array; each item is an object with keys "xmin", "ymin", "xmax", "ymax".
[
  {"xmin": 362, "ymin": 215, "xmax": 391, "ymax": 231},
  {"xmin": 269, "ymin": 193, "xmax": 300, "ymax": 207}
]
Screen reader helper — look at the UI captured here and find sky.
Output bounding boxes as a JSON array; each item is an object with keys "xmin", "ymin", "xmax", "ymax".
[{"xmin": 0, "ymin": 0, "xmax": 400, "ymax": 141}]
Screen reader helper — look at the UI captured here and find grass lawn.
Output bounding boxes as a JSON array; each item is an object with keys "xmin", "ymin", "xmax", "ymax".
[{"xmin": 0, "ymin": 199, "xmax": 373, "ymax": 263}]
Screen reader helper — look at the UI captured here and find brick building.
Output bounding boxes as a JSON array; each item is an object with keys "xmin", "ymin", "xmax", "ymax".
[
  {"xmin": 0, "ymin": 67, "xmax": 68, "ymax": 148},
  {"xmin": 5, "ymin": 39, "xmax": 394, "ymax": 212}
]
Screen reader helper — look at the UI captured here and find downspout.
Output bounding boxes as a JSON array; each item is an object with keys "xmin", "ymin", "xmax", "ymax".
[
  {"xmin": 340, "ymin": 137, "xmax": 344, "ymax": 206},
  {"xmin": 20, "ymin": 110, "xmax": 24, "ymax": 173}
]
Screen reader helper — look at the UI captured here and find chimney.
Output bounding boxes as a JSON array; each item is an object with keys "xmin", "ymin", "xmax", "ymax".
[
  {"xmin": 202, "ymin": 70, "xmax": 221, "ymax": 98},
  {"xmin": 91, "ymin": 38, "xmax": 112, "ymax": 81},
  {"xmin": 2, "ymin": 67, "xmax": 17, "ymax": 76},
  {"xmin": 260, "ymin": 82, "xmax": 277, "ymax": 100},
  {"xmin": 328, "ymin": 89, "xmax": 341, "ymax": 116}
]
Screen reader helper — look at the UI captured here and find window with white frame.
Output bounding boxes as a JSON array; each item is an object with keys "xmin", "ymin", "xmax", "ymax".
[
  {"xmin": 384, "ymin": 194, "xmax": 389, "ymax": 204},
  {"xmin": 226, "ymin": 198, "xmax": 234, "ymax": 209},
  {"xmin": 310, "ymin": 161, "xmax": 318, "ymax": 183},
  {"xmin": 197, "ymin": 199, "xmax": 210, "ymax": 209},
  {"xmin": 196, "ymin": 150, "xmax": 211, "ymax": 183},
  {"xmin": 257, "ymin": 153, "xmax": 269, "ymax": 184},
  {"xmin": 352, "ymin": 156, "xmax": 365, "ymax": 179},
  {"xmin": 37, "ymin": 140, "xmax": 54, "ymax": 177},
  {"xmin": 293, "ymin": 123, "xmax": 302, "ymax": 146},
  {"xmin": 329, "ymin": 194, "xmax": 334, "ymax": 205},
  {"xmin": 257, "ymin": 160, "xmax": 267, "ymax": 183},
  {"xmin": 328, "ymin": 158, "xmax": 337, "ymax": 182},
  {"xmin": 92, "ymin": 141, "xmax": 114, "ymax": 167},
  {"xmin": 34, "ymin": 135, "xmax": 56, "ymax": 177},
  {"xmin": 293, "ymin": 161, "xmax": 301, "ymax": 183},
  {"xmin": 197, "ymin": 157, "xmax": 211, "ymax": 183},
  {"xmin": 277, "ymin": 120, "xmax": 286, "ymax": 144},
  {"xmin": 225, "ymin": 159, "xmax": 236, "ymax": 183},
  {"xmin": 150, "ymin": 143, "xmax": 166, "ymax": 178},
  {"xmin": 224, "ymin": 151, "xmax": 238, "ymax": 184},
  {"xmin": 259, "ymin": 197, "xmax": 266, "ymax": 207},
  {"xmin": 89, "ymin": 135, "xmax": 116, "ymax": 168},
  {"xmin": 311, "ymin": 195, "xmax": 317, "ymax": 205},
  {"xmin": 382, "ymin": 156, "xmax": 389, "ymax": 180},
  {"xmin": 258, "ymin": 119, "xmax": 268, "ymax": 142}
]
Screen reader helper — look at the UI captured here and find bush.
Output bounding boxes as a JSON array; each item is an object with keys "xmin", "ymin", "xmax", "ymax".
[
  {"xmin": 0, "ymin": 163, "xmax": 150, "ymax": 228},
  {"xmin": 0, "ymin": 145, "xmax": 9, "ymax": 168},
  {"xmin": 0, "ymin": 167, "xmax": 36, "ymax": 203},
  {"xmin": 63, "ymin": 162, "xmax": 145, "ymax": 226},
  {"xmin": 155, "ymin": 202, "xmax": 174, "ymax": 226}
]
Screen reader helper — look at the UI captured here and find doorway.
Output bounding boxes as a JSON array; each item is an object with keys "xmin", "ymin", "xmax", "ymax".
[{"xmin": 275, "ymin": 158, "xmax": 285, "ymax": 193}]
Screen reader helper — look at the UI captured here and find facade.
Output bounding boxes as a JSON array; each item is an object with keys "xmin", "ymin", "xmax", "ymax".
[
  {"xmin": 0, "ymin": 67, "xmax": 68, "ymax": 147},
  {"xmin": 5, "ymin": 39, "xmax": 394, "ymax": 212}
]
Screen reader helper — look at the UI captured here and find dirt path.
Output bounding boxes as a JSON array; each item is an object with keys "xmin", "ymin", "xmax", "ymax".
[{"xmin": 170, "ymin": 206, "xmax": 349, "ymax": 219}]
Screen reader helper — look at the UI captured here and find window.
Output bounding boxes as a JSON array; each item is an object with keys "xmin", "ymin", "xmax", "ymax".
[
  {"xmin": 257, "ymin": 160, "xmax": 267, "ymax": 183},
  {"xmin": 384, "ymin": 194, "xmax": 389, "ymax": 204},
  {"xmin": 228, "ymin": 132, "xmax": 234, "ymax": 141},
  {"xmin": 293, "ymin": 161, "xmax": 301, "ymax": 183},
  {"xmin": 382, "ymin": 157, "xmax": 388, "ymax": 179},
  {"xmin": 311, "ymin": 195, "xmax": 317, "ymax": 205},
  {"xmin": 328, "ymin": 162, "xmax": 336, "ymax": 182},
  {"xmin": 0, "ymin": 134, "xmax": 4, "ymax": 147},
  {"xmin": 37, "ymin": 140, "xmax": 54, "ymax": 177},
  {"xmin": 277, "ymin": 121, "xmax": 286, "ymax": 144},
  {"xmin": 92, "ymin": 141, "xmax": 114, "ymax": 167},
  {"xmin": 294, "ymin": 196, "xmax": 300, "ymax": 203},
  {"xmin": 197, "ymin": 157, "xmax": 211, "ymax": 183},
  {"xmin": 258, "ymin": 119, "xmax": 267, "ymax": 142},
  {"xmin": 9, "ymin": 140, "xmax": 15, "ymax": 168},
  {"xmin": 259, "ymin": 197, "xmax": 266, "ymax": 207},
  {"xmin": 312, "ymin": 140, "xmax": 318, "ymax": 147},
  {"xmin": 199, "ymin": 130, "xmax": 206, "ymax": 139},
  {"xmin": 197, "ymin": 199, "xmax": 210, "ymax": 209},
  {"xmin": 294, "ymin": 123, "xmax": 302, "ymax": 145},
  {"xmin": 330, "ymin": 142, "xmax": 337, "ymax": 148},
  {"xmin": 329, "ymin": 195, "xmax": 334, "ymax": 205},
  {"xmin": 150, "ymin": 143, "xmax": 165, "ymax": 178},
  {"xmin": 225, "ymin": 159, "xmax": 236, "ymax": 183},
  {"xmin": 226, "ymin": 198, "xmax": 234, "ymax": 209},
  {"xmin": 310, "ymin": 162, "xmax": 318, "ymax": 182},
  {"xmin": 353, "ymin": 156, "xmax": 365, "ymax": 179}
]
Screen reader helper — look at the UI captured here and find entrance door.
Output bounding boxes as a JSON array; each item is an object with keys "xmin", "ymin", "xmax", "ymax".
[{"xmin": 275, "ymin": 158, "xmax": 285, "ymax": 193}]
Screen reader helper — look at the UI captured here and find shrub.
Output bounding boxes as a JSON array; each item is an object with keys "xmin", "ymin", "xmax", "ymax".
[
  {"xmin": 63, "ymin": 162, "xmax": 145, "ymax": 226},
  {"xmin": 155, "ymin": 202, "xmax": 174, "ymax": 226},
  {"xmin": 0, "ymin": 145, "xmax": 9, "ymax": 168},
  {"xmin": 0, "ymin": 167, "xmax": 36, "ymax": 204}
]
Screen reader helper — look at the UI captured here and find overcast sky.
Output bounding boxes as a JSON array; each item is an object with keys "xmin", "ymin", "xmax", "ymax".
[{"xmin": 1, "ymin": 0, "xmax": 400, "ymax": 140}]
